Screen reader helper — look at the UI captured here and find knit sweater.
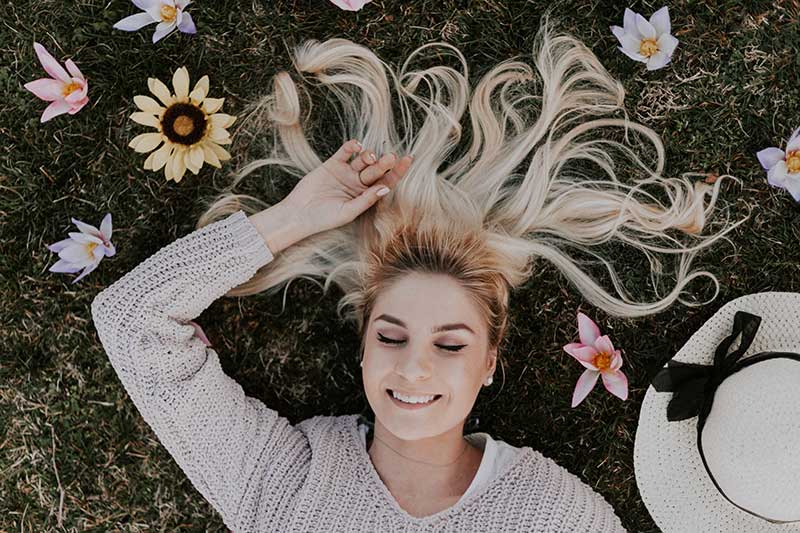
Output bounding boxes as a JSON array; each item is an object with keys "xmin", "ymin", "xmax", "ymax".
[{"xmin": 90, "ymin": 209, "xmax": 627, "ymax": 532}]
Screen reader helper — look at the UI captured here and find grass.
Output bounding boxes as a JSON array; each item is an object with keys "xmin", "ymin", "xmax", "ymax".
[{"xmin": 3, "ymin": 0, "xmax": 800, "ymax": 531}]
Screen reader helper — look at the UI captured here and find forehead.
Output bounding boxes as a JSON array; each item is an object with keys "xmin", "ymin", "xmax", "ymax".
[{"xmin": 372, "ymin": 273, "xmax": 484, "ymax": 331}]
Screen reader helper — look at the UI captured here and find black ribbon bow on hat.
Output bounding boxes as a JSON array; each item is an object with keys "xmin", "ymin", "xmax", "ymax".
[{"xmin": 651, "ymin": 310, "xmax": 761, "ymax": 422}]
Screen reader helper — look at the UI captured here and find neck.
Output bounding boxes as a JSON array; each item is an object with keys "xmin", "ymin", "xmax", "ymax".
[{"xmin": 366, "ymin": 418, "xmax": 483, "ymax": 500}]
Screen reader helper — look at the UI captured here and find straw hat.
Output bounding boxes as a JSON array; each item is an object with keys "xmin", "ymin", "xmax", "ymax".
[{"xmin": 634, "ymin": 292, "xmax": 800, "ymax": 531}]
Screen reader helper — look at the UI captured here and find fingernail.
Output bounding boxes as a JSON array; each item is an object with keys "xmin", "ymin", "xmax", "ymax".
[
  {"xmin": 367, "ymin": 153, "xmax": 377, "ymax": 163},
  {"xmin": 354, "ymin": 140, "xmax": 363, "ymax": 149},
  {"xmin": 377, "ymin": 187, "xmax": 390, "ymax": 197}
]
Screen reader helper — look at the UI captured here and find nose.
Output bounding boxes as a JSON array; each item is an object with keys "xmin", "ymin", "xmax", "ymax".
[{"xmin": 394, "ymin": 348, "xmax": 433, "ymax": 382}]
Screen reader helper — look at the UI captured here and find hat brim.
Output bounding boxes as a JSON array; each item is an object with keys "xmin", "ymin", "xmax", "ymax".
[{"xmin": 634, "ymin": 292, "xmax": 800, "ymax": 532}]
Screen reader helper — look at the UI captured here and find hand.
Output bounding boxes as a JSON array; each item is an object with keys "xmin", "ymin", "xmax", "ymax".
[{"xmin": 281, "ymin": 139, "xmax": 413, "ymax": 237}]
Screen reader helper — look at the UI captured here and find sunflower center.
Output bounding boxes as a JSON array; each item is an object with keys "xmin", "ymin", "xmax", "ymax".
[
  {"xmin": 639, "ymin": 38, "xmax": 659, "ymax": 57},
  {"xmin": 160, "ymin": 5, "xmax": 177, "ymax": 22},
  {"xmin": 787, "ymin": 151, "xmax": 800, "ymax": 173},
  {"xmin": 62, "ymin": 81, "xmax": 81, "ymax": 97},
  {"xmin": 161, "ymin": 103, "xmax": 207, "ymax": 145},
  {"xmin": 593, "ymin": 352, "xmax": 612, "ymax": 371}
]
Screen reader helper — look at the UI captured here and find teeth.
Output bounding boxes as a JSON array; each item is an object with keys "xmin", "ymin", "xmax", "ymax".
[{"xmin": 391, "ymin": 390, "xmax": 437, "ymax": 404}]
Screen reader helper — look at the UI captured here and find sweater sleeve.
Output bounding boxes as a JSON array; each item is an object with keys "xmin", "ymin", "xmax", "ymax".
[{"xmin": 90, "ymin": 209, "xmax": 311, "ymax": 530}]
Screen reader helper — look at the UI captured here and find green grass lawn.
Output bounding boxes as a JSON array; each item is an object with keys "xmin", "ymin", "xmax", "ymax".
[{"xmin": 3, "ymin": 0, "xmax": 799, "ymax": 531}]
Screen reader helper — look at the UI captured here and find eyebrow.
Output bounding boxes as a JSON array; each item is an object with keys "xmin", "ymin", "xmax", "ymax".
[{"xmin": 374, "ymin": 313, "xmax": 476, "ymax": 335}]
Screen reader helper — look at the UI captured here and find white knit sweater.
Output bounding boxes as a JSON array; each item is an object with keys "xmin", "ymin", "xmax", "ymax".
[{"xmin": 90, "ymin": 209, "xmax": 627, "ymax": 532}]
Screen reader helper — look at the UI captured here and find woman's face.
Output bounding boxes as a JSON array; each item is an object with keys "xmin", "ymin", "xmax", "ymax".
[{"xmin": 361, "ymin": 272, "xmax": 497, "ymax": 440}]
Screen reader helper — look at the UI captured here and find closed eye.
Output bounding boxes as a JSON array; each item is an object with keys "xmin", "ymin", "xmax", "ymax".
[{"xmin": 377, "ymin": 333, "xmax": 466, "ymax": 352}]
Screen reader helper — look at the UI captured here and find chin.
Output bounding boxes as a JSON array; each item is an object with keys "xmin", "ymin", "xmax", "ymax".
[{"xmin": 370, "ymin": 390, "xmax": 462, "ymax": 441}]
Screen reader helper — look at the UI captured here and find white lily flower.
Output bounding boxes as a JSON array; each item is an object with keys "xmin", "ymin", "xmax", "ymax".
[
  {"xmin": 47, "ymin": 213, "xmax": 115, "ymax": 284},
  {"xmin": 611, "ymin": 7, "xmax": 679, "ymax": 71},
  {"xmin": 757, "ymin": 127, "xmax": 800, "ymax": 201},
  {"xmin": 114, "ymin": 0, "xmax": 196, "ymax": 44}
]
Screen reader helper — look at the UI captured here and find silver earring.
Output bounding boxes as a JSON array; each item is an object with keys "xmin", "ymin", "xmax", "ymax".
[{"xmin": 484, "ymin": 375, "xmax": 493, "ymax": 386}]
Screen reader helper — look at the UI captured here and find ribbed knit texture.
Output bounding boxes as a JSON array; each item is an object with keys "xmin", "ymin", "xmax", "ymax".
[{"xmin": 91, "ymin": 209, "xmax": 627, "ymax": 532}]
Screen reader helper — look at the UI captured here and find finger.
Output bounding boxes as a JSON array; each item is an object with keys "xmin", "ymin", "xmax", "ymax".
[
  {"xmin": 342, "ymin": 184, "xmax": 392, "ymax": 222},
  {"xmin": 330, "ymin": 139, "xmax": 363, "ymax": 163},
  {"xmin": 350, "ymin": 150, "xmax": 377, "ymax": 173},
  {"xmin": 380, "ymin": 155, "xmax": 413, "ymax": 188},
  {"xmin": 359, "ymin": 153, "xmax": 397, "ymax": 186}
]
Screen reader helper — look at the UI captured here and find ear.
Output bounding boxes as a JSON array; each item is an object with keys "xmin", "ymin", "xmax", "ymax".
[{"xmin": 487, "ymin": 346, "xmax": 498, "ymax": 374}]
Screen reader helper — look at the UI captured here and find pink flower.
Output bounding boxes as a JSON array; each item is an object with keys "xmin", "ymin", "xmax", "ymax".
[
  {"xmin": 563, "ymin": 312, "xmax": 628, "ymax": 407},
  {"xmin": 47, "ymin": 213, "xmax": 115, "ymax": 284},
  {"xmin": 24, "ymin": 42, "xmax": 89, "ymax": 123},
  {"xmin": 187, "ymin": 320, "xmax": 212, "ymax": 346},
  {"xmin": 329, "ymin": 0, "xmax": 372, "ymax": 11},
  {"xmin": 756, "ymin": 127, "xmax": 800, "ymax": 201}
]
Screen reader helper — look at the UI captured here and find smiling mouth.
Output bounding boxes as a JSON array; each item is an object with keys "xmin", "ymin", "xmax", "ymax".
[{"xmin": 386, "ymin": 389, "xmax": 443, "ymax": 407}]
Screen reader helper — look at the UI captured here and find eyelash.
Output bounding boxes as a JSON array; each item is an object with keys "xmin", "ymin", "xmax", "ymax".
[{"xmin": 377, "ymin": 333, "xmax": 467, "ymax": 352}]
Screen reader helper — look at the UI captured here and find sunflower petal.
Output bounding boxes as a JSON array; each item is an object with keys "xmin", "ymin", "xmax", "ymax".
[
  {"xmin": 201, "ymin": 142, "xmax": 221, "ymax": 168},
  {"xmin": 134, "ymin": 94, "xmax": 163, "ymax": 113},
  {"xmin": 189, "ymin": 75, "xmax": 209, "ymax": 105},
  {"xmin": 208, "ymin": 127, "xmax": 231, "ymax": 143},
  {"xmin": 202, "ymin": 97, "xmax": 224, "ymax": 114},
  {"xmin": 130, "ymin": 112, "xmax": 161, "ymax": 128},
  {"xmin": 150, "ymin": 142, "xmax": 173, "ymax": 171},
  {"xmin": 129, "ymin": 132, "xmax": 163, "ymax": 153},
  {"xmin": 210, "ymin": 113, "xmax": 236, "ymax": 129},
  {"xmin": 208, "ymin": 142, "xmax": 231, "ymax": 161},
  {"xmin": 172, "ymin": 67, "xmax": 190, "ymax": 99},
  {"xmin": 148, "ymin": 77, "xmax": 173, "ymax": 106},
  {"xmin": 187, "ymin": 144, "xmax": 204, "ymax": 173}
]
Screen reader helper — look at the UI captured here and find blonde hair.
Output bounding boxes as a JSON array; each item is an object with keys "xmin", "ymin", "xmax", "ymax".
[{"xmin": 196, "ymin": 19, "xmax": 747, "ymax": 362}]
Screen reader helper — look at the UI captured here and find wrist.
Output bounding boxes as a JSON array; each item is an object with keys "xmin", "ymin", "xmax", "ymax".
[{"xmin": 247, "ymin": 202, "xmax": 311, "ymax": 255}]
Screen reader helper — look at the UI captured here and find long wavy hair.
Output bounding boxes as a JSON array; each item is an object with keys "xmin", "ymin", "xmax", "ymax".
[{"xmin": 196, "ymin": 19, "xmax": 747, "ymax": 365}]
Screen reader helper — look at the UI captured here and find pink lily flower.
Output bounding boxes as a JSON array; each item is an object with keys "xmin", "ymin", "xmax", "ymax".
[
  {"xmin": 329, "ymin": 0, "xmax": 372, "ymax": 11},
  {"xmin": 24, "ymin": 42, "xmax": 89, "ymax": 122},
  {"xmin": 47, "ymin": 213, "xmax": 115, "ymax": 284},
  {"xmin": 563, "ymin": 312, "xmax": 628, "ymax": 407}
]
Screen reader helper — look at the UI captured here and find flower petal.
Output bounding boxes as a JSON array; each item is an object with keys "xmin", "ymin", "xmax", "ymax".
[
  {"xmin": 99, "ymin": 213, "xmax": 113, "ymax": 242},
  {"xmin": 24, "ymin": 78, "xmax": 65, "ymax": 101},
  {"xmin": 656, "ymin": 33, "xmax": 679, "ymax": 58},
  {"xmin": 152, "ymin": 21, "xmax": 176, "ymax": 43},
  {"xmin": 129, "ymin": 132, "xmax": 163, "ymax": 153},
  {"xmin": 187, "ymin": 320, "xmax": 212, "ymax": 346},
  {"xmin": 635, "ymin": 13, "xmax": 657, "ymax": 39},
  {"xmin": 134, "ymin": 94, "xmax": 164, "ymax": 113},
  {"xmin": 649, "ymin": 6, "xmax": 670, "ymax": 35},
  {"xmin": 49, "ymin": 258, "xmax": 84, "ymax": 273},
  {"xmin": 609, "ymin": 350, "xmax": 624, "ymax": 371},
  {"xmin": 594, "ymin": 335, "xmax": 616, "ymax": 355},
  {"xmin": 33, "ymin": 42, "xmax": 70, "ymax": 83},
  {"xmin": 209, "ymin": 113, "xmax": 236, "ymax": 129},
  {"xmin": 68, "ymin": 232, "xmax": 103, "ymax": 245},
  {"xmin": 189, "ymin": 74, "xmax": 209, "ymax": 104},
  {"xmin": 71, "ymin": 260, "xmax": 101, "ymax": 284},
  {"xmin": 187, "ymin": 144, "xmax": 204, "ymax": 173},
  {"xmin": 572, "ymin": 369, "xmax": 600, "ymax": 407},
  {"xmin": 577, "ymin": 312, "xmax": 601, "ymax": 346},
  {"xmin": 202, "ymin": 97, "xmax": 224, "ymax": 114},
  {"xmin": 783, "ymin": 176, "xmax": 800, "ymax": 202},
  {"xmin": 787, "ymin": 129, "xmax": 800, "ymax": 152},
  {"xmin": 610, "ymin": 25, "xmax": 627, "ymax": 45},
  {"xmin": 563, "ymin": 343, "xmax": 600, "ymax": 370},
  {"xmin": 172, "ymin": 67, "xmax": 190, "ymax": 99},
  {"xmin": 150, "ymin": 142, "xmax": 173, "ymax": 171},
  {"xmin": 646, "ymin": 50, "xmax": 671, "ymax": 71},
  {"xmin": 130, "ymin": 111, "xmax": 161, "ymax": 128},
  {"xmin": 601, "ymin": 370, "xmax": 628, "ymax": 401},
  {"xmin": 148, "ymin": 77, "xmax": 174, "ymax": 106},
  {"xmin": 201, "ymin": 141, "xmax": 221, "ymax": 168},
  {"xmin": 207, "ymin": 142, "xmax": 231, "ymax": 161},
  {"xmin": 757, "ymin": 147, "xmax": 785, "ymax": 170},
  {"xmin": 768, "ymin": 160, "xmax": 789, "ymax": 188},
  {"xmin": 60, "ymin": 243, "xmax": 93, "ymax": 264},
  {"xmin": 64, "ymin": 59, "xmax": 84, "ymax": 81},
  {"xmin": 47, "ymin": 238, "xmax": 74, "ymax": 253},
  {"xmin": 208, "ymin": 126, "xmax": 231, "ymax": 143},
  {"xmin": 623, "ymin": 8, "xmax": 641, "ymax": 37},
  {"xmin": 113, "ymin": 12, "xmax": 157, "ymax": 31},
  {"xmin": 178, "ymin": 12, "xmax": 196, "ymax": 34},
  {"xmin": 133, "ymin": 0, "xmax": 158, "ymax": 9},
  {"xmin": 70, "ymin": 217, "xmax": 100, "ymax": 236},
  {"xmin": 618, "ymin": 46, "xmax": 647, "ymax": 62},
  {"xmin": 41, "ymin": 99, "xmax": 71, "ymax": 122}
]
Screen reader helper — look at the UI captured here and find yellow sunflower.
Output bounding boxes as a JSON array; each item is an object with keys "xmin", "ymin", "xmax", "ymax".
[{"xmin": 128, "ymin": 66, "xmax": 236, "ymax": 183}]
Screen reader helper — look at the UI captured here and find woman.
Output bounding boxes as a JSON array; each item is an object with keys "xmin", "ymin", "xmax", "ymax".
[{"xmin": 91, "ymin": 20, "xmax": 745, "ymax": 531}]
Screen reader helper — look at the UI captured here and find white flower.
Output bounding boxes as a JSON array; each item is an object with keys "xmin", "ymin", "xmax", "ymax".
[
  {"xmin": 756, "ymin": 127, "xmax": 800, "ymax": 202},
  {"xmin": 47, "ymin": 213, "xmax": 115, "ymax": 284},
  {"xmin": 113, "ymin": 0, "xmax": 196, "ymax": 44},
  {"xmin": 610, "ymin": 7, "xmax": 678, "ymax": 71}
]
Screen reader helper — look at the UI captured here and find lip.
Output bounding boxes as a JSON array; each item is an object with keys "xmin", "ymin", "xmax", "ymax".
[{"xmin": 386, "ymin": 389, "xmax": 442, "ymax": 410}]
